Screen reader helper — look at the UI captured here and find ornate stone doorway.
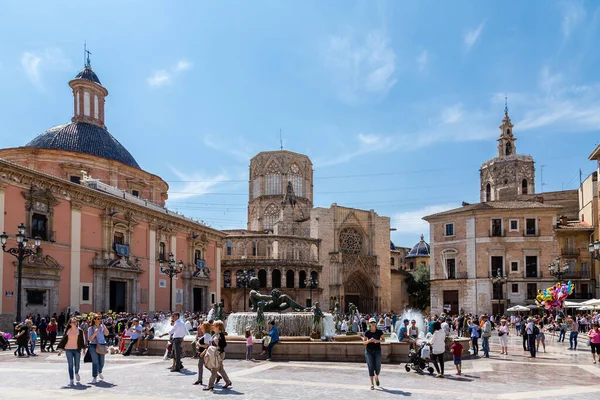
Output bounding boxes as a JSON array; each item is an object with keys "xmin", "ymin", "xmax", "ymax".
[{"xmin": 343, "ymin": 271, "xmax": 375, "ymax": 313}]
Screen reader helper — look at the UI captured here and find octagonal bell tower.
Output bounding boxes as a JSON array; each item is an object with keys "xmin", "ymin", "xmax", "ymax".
[{"xmin": 247, "ymin": 150, "xmax": 313, "ymax": 232}]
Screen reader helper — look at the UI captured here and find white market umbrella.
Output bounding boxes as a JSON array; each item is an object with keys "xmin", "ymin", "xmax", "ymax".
[
  {"xmin": 526, "ymin": 304, "xmax": 539, "ymax": 309},
  {"xmin": 581, "ymin": 299, "xmax": 600, "ymax": 306},
  {"xmin": 507, "ymin": 305, "xmax": 530, "ymax": 312}
]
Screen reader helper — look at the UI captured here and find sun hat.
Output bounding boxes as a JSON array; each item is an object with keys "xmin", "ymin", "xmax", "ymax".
[{"xmin": 369, "ymin": 317, "xmax": 377, "ymax": 323}]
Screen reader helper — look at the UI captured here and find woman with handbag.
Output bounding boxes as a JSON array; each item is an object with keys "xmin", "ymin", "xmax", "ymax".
[
  {"xmin": 203, "ymin": 320, "xmax": 232, "ymax": 391},
  {"xmin": 57, "ymin": 318, "xmax": 86, "ymax": 386},
  {"xmin": 498, "ymin": 319, "xmax": 510, "ymax": 355},
  {"xmin": 87, "ymin": 313, "xmax": 109, "ymax": 383},
  {"xmin": 194, "ymin": 321, "xmax": 221, "ymax": 386},
  {"xmin": 429, "ymin": 321, "xmax": 446, "ymax": 378}
]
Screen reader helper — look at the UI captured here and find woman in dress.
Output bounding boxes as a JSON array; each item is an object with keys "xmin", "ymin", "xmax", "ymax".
[
  {"xmin": 429, "ymin": 321, "xmax": 446, "ymax": 378},
  {"xmin": 536, "ymin": 322, "xmax": 546, "ymax": 353},
  {"xmin": 57, "ymin": 318, "xmax": 86, "ymax": 386},
  {"xmin": 87, "ymin": 313, "xmax": 109, "ymax": 383},
  {"xmin": 587, "ymin": 323, "xmax": 600, "ymax": 364},
  {"xmin": 498, "ymin": 319, "xmax": 510, "ymax": 355},
  {"xmin": 195, "ymin": 321, "xmax": 221, "ymax": 386},
  {"xmin": 46, "ymin": 317, "xmax": 58, "ymax": 352},
  {"xmin": 362, "ymin": 317, "xmax": 385, "ymax": 390},
  {"xmin": 204, "ymin": 320, "xmax": 232, "ymax": 391}
]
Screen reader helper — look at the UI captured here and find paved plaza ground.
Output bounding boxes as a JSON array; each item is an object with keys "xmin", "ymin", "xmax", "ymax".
[{"xmin": 1, "ymin": 332, "xmax": 599, "ymax": 399}]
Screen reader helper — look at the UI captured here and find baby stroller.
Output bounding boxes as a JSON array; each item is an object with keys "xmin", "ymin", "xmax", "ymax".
[
  {"xmin": 0, "ymin": 332, "xmax": 11, "ymax": 351},
  {"xmin": 404, "ymin": 341, "xmax": 435, "ymax": 375}
]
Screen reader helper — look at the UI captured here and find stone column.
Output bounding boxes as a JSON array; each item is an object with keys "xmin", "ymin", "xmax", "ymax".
[
  {"xmin": 0, "ymin": 184, "xmax": 5, "ymax": 314},
  {"xmin": 149, "ymin": 227, "xmax": 157, "ymax": 311},
  {"xmin": 216, "ymin": 248, "xmax": 222, "ymax": 305},
  {"xmin": 170, "ymin": 235, "xmax": 177, "ymax": 310},
  {"xmin": 267, "ymin": 267, "xmax": 272, "ymax": 288},
  {"xmin": 282, "ymin": 269, "xmax": 287, "ymax": 288},
  {"xmin": 70, "ymin": 202, "xmax": 82, "ymax": 311}
]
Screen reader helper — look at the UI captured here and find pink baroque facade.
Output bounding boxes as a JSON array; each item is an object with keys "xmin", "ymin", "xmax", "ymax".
[{"xmin": 0, "ymin": 61, "xmax": 223, "ymax": 330}]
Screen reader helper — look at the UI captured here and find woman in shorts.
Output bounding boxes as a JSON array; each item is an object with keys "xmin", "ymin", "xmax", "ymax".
[
  {"xmin": 587, "ymin": 323, "xmax": 600, "ymax": 364},
  {"xmin": 536, "ymin": 322, "xmax": 546, "ymax": 353}
]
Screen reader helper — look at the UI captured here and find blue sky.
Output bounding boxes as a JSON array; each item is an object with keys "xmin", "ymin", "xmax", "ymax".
[{"xmin": 1, "ymin": 0, "xmax": 599, "ymax": 248}]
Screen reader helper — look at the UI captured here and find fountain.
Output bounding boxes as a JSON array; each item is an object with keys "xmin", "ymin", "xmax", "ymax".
[
  {"xmin": 225, "ymin": 312, "xmax": 336, "ymax": 337},
  {"xmin": 392, "ymin": 309, "xmax": 428, "ymax": 341},
  {"xmin": 151, "ymin": 316, "xmax": 196, "ymax": 341}
]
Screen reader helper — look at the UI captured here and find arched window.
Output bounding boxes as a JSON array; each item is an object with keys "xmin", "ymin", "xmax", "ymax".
[
  {"xmin": 299, "ymin": 270, "xmax": 307, "ymax": 288},
  {"xmin": 94, "ymin": 94, "xmax": 99, "ymax": 119},
  {"xmin": 263, "ymin": 204, "xmax": 279, "ymax": 231},
  {"xmin": 505, "ymin": 142, "xmax": 512, "ymax": 156},
  {"xmin": 223, "ymin": 271, "xmax": 231, "ymax": 288},
  {"xmin": 339, "ymin": 228, "xmax": 364, "ymax": 254},
  {"xmin": 485, "ymin": 183, "xmax": 491, "ymax": 202},
  {"xmin": 226, "ymin": 241, "xmax": 232, "ymax": 256},
  {"xmin": 258, "ymin": 269, "xmax": 267, "ymax": 288},
  {"xmin": 311, "ymin": 271, "xmax": 318, "ymax": 284},
  {"xmin": 288, "ymin": 163, "xmax": 303, "ymax": 197},
  {"xmin": 522, "ymin": 179, "xmax": 528, "ymax": 194},
  {"xmin": 83, "ymin": 91, "xmax": 90, "ymax": 116},
  {"xmin": 265, "ymin": 162, "xmax": 282, "ymax": 195},
  {"xmin": 272, "ymin": 269, "xmax": 281, "ymax": 288},
  {"xmin": 286, "ymin": 270, "xmax": 295, "ymax": 288}
]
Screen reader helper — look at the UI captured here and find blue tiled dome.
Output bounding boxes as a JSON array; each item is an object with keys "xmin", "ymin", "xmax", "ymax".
[
  {"xmin": 406, "ymin": 234, "xmax": 430, "ymax": 258},
  {"xmin": 74, "ymin": 67, "xmax": 101, "ymax": 84},
  {"xmin": 26, "ymin": 122, "xmax": 140, "ymax": 169}
]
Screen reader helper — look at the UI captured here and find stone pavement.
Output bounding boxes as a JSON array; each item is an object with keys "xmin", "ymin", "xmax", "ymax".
[{"xmin": 0, "ymin": 332, "xmax": 599, "ymax": 399}]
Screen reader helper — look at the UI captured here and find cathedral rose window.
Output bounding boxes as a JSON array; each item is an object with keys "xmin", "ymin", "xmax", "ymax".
[{"xmin": 339, "ymin": 228, "xmax": 363, "ymax": 254}]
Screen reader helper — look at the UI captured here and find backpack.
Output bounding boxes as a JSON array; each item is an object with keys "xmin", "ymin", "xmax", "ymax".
[{"xmin": 533, "ymin": 325, "xmax": 540, "ymax": 336}]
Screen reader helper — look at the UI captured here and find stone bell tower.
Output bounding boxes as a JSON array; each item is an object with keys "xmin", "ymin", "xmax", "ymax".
[
  {"xmin": 247, "ymin": 150, "xmax": 313, "ymax": 232},
  {"xmin": 480, "ymin": 100, "xmax": 535, "ymax": 202}
]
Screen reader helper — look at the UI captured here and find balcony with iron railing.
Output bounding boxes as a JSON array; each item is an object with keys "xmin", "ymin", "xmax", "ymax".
[
  {"xmin": 560, "ymin": 248, "xmax": 580, "ymax": 257},
  {"xmin": 562, "ymin": 269, "xmax": 592, "ymax": 279}
]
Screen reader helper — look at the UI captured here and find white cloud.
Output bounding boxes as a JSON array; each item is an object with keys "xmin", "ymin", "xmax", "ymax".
[
  {"xmin": 203, "ymin": 134, "xmax": 252, "ymax": 162},
  {"xmin": 323, "ymin": 29, "xmax": 397, "ymax": 104},
  {"xmin": 392, "ymin": 203, "xmax": 458, "ymax": 238},
  {"xmin": 539, "ymin": 65, "xmax": 562, "ymax": 94},
  {"xmin": 314, "ymin": 133, "xmax": 397, "ymax": 167},
  {"xmin": 148, "ymin": 58, "xmax": 193, "ymax": 88},
  {"xmin": 561, "ymin": 1, "xmax": 586, "ymax": 37},
  {"xmin": 174, "ymin": 59, "xmax": 192, "ymax": 72},
  {"xmin": 440, "ymin": 104, "xmax": 464, "ymax": 124},
  {"xmin": 20, "ymin": 48, "xmax": 71, "ymax": 89},
  {"xmin": 147, "ymin": 70, "xmax": 170, "ymax": 87},
  {"xmin": 166, "ymin": 167, "xmax": 228, "ymax": 201},
  {"xmin": 464, "ymin": 21, "xmax": 485, "ymax": 51},
  {"xmin": 416, "ymin": 49, "xmax": 429, "ymax": 72}
]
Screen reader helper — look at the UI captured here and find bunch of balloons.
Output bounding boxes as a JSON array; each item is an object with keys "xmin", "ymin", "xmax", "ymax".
[{"xmin": 535, "ymin": 281, "xmax": 574, "ymax": 310}]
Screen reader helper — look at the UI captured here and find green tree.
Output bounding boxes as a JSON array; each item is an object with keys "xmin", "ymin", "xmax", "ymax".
[{"xmin": 407, "ymin": 264, "xmax": 430, "ymax": 311}]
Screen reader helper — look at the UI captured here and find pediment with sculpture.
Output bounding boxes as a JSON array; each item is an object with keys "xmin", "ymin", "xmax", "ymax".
[{"xmin": 13, "ymin": 247, "xmax": 63, "ymax": 280}]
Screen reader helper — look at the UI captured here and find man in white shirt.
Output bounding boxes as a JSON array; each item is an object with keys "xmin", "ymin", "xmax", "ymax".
[
  {"xmin": 384, "ymin": 315, "xmax": 392, "ymax": 333},
  {"xmin": 160, "ymin": 313, "xmax": 187, "ymax": 372},
  {"xmin": 441, "ymin": 319, "xmax": 451, "ymax": 336},
  {"xmin": 526, "ymin": 317, "xmax": 536, "ymax": 358}
]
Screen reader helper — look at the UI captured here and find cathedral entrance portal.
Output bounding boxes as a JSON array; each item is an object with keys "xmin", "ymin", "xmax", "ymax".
[{"xmin": 343, "ymin": 271, "xmax": 375, "ymax": 313}]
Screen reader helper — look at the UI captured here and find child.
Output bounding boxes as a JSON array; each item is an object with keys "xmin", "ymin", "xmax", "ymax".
[
  {"xmin": 29, "ymin": 326, "xmax": 38, "ymax": 356},
  {"xmin": 451, "ymin": 340, "xmax": 463, "ymax": 375},
  {"xmin": 245, "ymin": 329, "xmax": 254, "ymax": 361}
]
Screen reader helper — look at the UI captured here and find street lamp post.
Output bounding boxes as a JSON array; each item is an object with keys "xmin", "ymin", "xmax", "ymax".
[
  {"xmin": 304, "ymin": 274, "xmax": 318, "ymax": 308},
  {"xmin": 159, "ymin": 252, "xmax": 184, "ymax": 312},
  {"xmin": 237, "ymin": 269, "xmax": 251, "ymax": 312},
  {"xmin": 0, "ymin": 224, "xmax": 42, "ymax": 323},
  {"xmin": 548, "ymin": 257, "xmax": 570, "ymax": 283},
  {"xmin": 589, "ymin": 241, "xmax": 600, "ymax": 261},
  {"xmin": 490, "ymin": 267, "xmax": 508, "ymax": 314}
]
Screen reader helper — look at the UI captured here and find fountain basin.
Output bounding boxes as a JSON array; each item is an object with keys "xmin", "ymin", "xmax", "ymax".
[{"xmin": 121, "ymin": 336, "xmax": 471, "ymax": 363}]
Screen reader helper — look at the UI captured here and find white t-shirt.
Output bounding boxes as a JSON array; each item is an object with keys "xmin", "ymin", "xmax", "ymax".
[{"xmin": 130, "ymin": 324, "xmax": 143, "ymax": 339}]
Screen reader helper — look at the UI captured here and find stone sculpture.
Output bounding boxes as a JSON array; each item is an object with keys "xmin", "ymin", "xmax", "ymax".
[
  {"xmin": 311, "ymin": 301, "xmax": 324, "ymax": 335},
  {"xmin": 248, "ymin": 277, "xmax": 305, "ymax": 312}
]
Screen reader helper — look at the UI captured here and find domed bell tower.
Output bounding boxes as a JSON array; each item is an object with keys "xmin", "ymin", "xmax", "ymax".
[{"xmin": 68, "ymin": 47, "xmax": 108, "ymax": 129}]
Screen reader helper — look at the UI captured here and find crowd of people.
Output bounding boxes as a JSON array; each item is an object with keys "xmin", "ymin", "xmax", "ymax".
[{"xmin": 2, "ymin": 308, "xmax": 600, "ymax": 390}]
